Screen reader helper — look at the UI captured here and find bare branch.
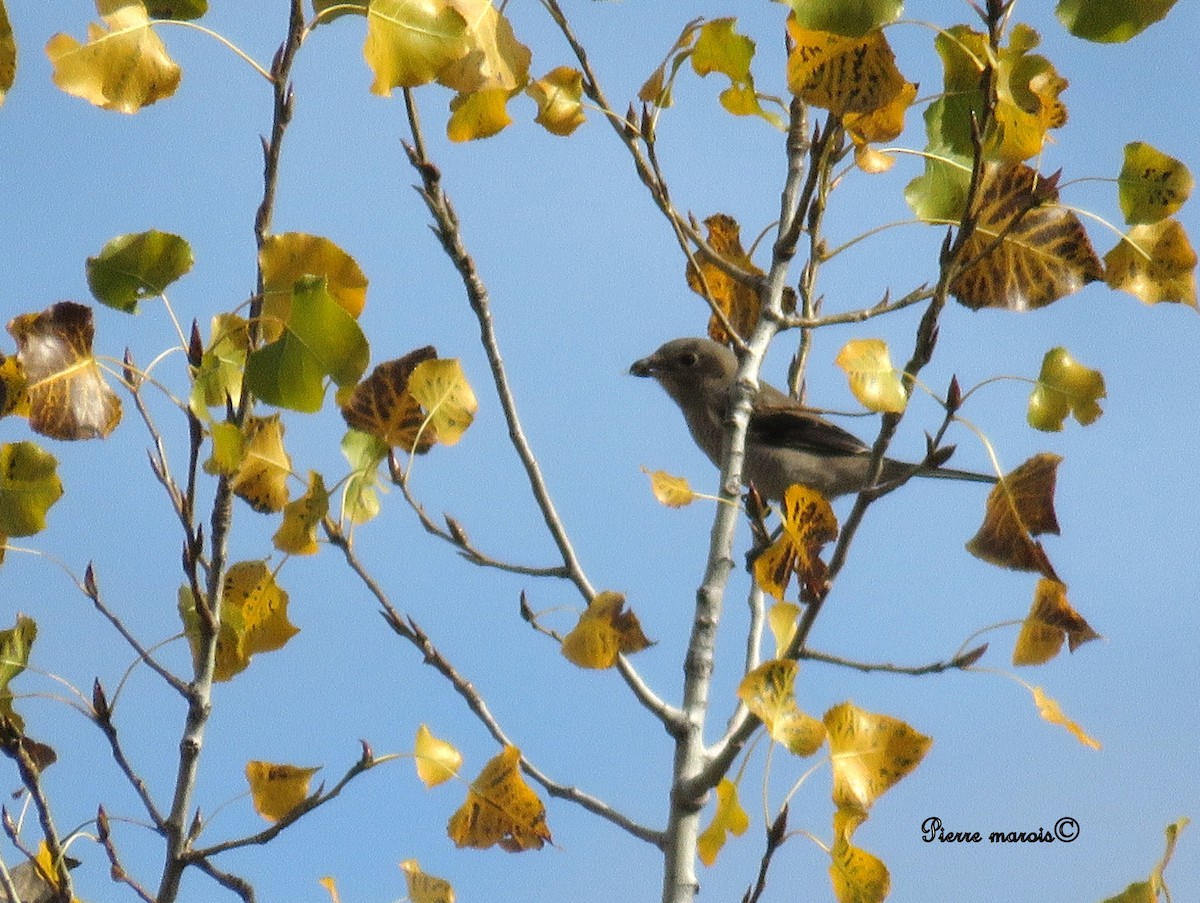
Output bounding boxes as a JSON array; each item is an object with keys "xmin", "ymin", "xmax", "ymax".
[{"xmin": 97, "ymin": 807, "xmax": 157, "ymax": 903}]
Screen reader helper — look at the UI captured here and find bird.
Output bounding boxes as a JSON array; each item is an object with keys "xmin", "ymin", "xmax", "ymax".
[{"xmin": 630, "ymin": 337, "xmax": 995, "ymax": 501}]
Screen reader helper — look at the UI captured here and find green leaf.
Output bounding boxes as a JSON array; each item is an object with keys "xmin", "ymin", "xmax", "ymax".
[
  {"xmin": 246, "ymin": 276, "xmax": 370, "ymax": 413},
  {"xmin": 341, "ymin": 428, "xmax": 388, "ymax": 524},
  {"xmin": 904, "ymin": 135, "xmax": 971, "ymax": 223},
  {"xmin": 783, "ymin": 0, "xmax": 903, "ymax": 38},
  {"xmin": 146, "ymin": 0, "xmax": 208, "ymax": 20},
  {"xmin": 0, "ymin": 0, "xmax": 15, "ymax": 107},
  {"xmin": 690, "ymin": 18, "xmax": 782, "ymax": 128},
  {"xmin": 0, "ymin": 442, "xmax": 64, "ymax": 537},
  {"xmin": 1055, "ymin": 0, "xmax": 1176, "ymax": 43},
  {"xmin": 312, "ymin": 0, "xmax": 367, "ymax": 26},
  {"xmin": 86, "ymin": 230, "xmax": 194, "ymax": 313},
  {"xmin": 1027, "ymin": 347, "xmax": 1106, "ymax": 431},
  {"xmin": 1118, "ymin": 142, "xmax": 1193, "ymax": 225},
  {"xmin": 0, "ymin": 614, "xmax": 36, "ymax": 696}
]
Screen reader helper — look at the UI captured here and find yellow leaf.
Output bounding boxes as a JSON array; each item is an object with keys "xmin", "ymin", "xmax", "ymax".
[
  {"xmin": 966, "ymin": 453, "xmax": 1062, "ymax": 579},
  {"xmin": 737, "ymin": 659, "xmax": 826, "ymax": 756},
  {"xmin": 1118, "ymin": 142, "xmax": 1193, "ymax": 225},
  {"xmin": 8, "ymin": 301, "xmax": 121, "ymax": 440},
  {"xmin": 446, "ymin": 86, "xmax": 511, "ymax": 142},
  {"xmin": 414, "ymin": 724, "xmax": 461, "ymax": 788},
  {"xmin": 829, "ymin": 837, "xmax": 890, "ymax": 903},
  {"xmin": 45, "ymin": 0, "xmax": 181, "ymax": 113},
  {"xmin": 642, "ymin": 467, "xmax": 698, "ymax": 508},
  {"xmin": 273, "ymin": 471, "xmax": 329, "ymax": 556},
  {"xmin": 1012, "ymin": 578, "xmax": 1101, "ymax": 666},
  {"xmin": 786, "ymin": 19, "xmax": 906, "ymax": 116},
  {"xmin": 697, "ymin": 778, "xmax": 750, "ymax": 866},
  {"xmin": 528, "ymin": 66, "xmax": 585, "ymax": 136},
  {"xmin": 179, "ymin": 561, "xmax": 299, "ymax": 682},
  {"xmin": 438, "ymin": 0, "xmax": 529, "ymax": 95},
  {"xmin": 0, "ymin": 0, "xmax": 13, "ymax": 108},
  {"xmin": 0, "ymin": 353, "xmax": 28, "ymax": 419},
  {"xmin": 844, "ymin": 79, "xmax": 916, "ymax": 146},
  {"xmin": 318, "ymin": 876, "xmax": 342, "ymax": 903},
  {"xmin": 447, "ymin": 745, "xmax": 552, "ymax": 851},
  {"xmin": 342, "ymin": 346, "xmax": 439, "ymax": 452},
  {"xmin": 407, "ymin": 358, "xmax": 477, "ymax": 446},
  {"xmin": 753, "ymin": 484, "xmax": 838, "ymax": 602},
  {"xmin": 835, "ymin": 338, "xmax": 908, "ymax": 414},
  {"xmin": 767, "ymin": 601, "xmax": 801, "ymax": 658},
  {"xmin": 245, "ymin": 760, "xmax": 320, "ymax": 822},
  {"xmin": 561, "ymin": 591, "xmax": 652, "ymax": 670},
  {"xmin": 399, "ymin": 859, "xmax": 456, "ymax": 903},
  {"xmin": 231, "ymin": 414, "xmax": 293, "ymax": 514},
  {"xmin": 259, "ymin": 234, "xmax": 368, "ymax": 342},
  {"xmin": 1104, "ymin": 220, "xmax": 1197, "ymax": 308},
  {"xmin": 1027, "ymin": 347, "xmax": 1106, "ymax": 431},
  {"xmin": 825, "ymin": 702, "xmax": 931, "ymax": 814},
  {"xmin": 685, "ymin": 213, "xmax": 765, "ymax": 345},
  {"xmin": 1030, "ymin": 686, "xmax": 1101, "ymax": 749},
  {"xmin": 365, "ymin": 0, "xmax": 469, "ymax": 92},
  {"xmin": 950, "ymin": 164, "xmax": 1103, "ymax": 310}
]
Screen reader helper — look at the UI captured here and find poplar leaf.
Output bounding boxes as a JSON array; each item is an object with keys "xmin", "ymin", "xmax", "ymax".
[
  {"xmin": 966, "ymin": 453, "xmax": 1062, "ymax": 579},
  {"xmin": 0, "ymin": 615, "xmax": 36, "ymax": 719},
  {"xmin": 1055, "ymin": 0, "xmax": 1177, "ymax": 43},
  {"xmin": 46, "ymin": 1, "xmax": 181, "ymax": 113},
  {"xmin": 0, "ymin": 354, "xmax": 25, "ymax": 419},
  {"xmin": 231, "ymin": 414, "xmax": 292, "ymax": 514},
  {"xmin": 190, "ymin": 314, "xmax": 250, "ymax": 413},
  {"xmin": 824, "ymin": 702, "xmax": 931, "ymax": 813},
  {"xmin": 835, "ymin": 338, "xmax": 908, "ymax": 414},
  {"xmin": 340, "ymin": 428, "xmax": 388, "ymax": 524},
  {"xmin": 1118, "ymin": 142, "xmax": 1192, "ymax": 225},
  {"xmin": 0, "ymin": 0, "xmax": 15, "ymax": 107},
  {"xmin": 341, "ymin": 347, "xmax": 439, "ymax": 452},
  {"xmin": 1104, "ymin": 220, "xmax": 1197, "ymax": 308},
  {"xmin": 690, "ymin": 18, "xmax": 781, "ymax": 128},
  {"xmin": 1030, "ymin": 686, "xmax": 1101, "ymax": 749},
  {"xmin": 0, "ymin": 443, "xmax": 63, "ymax": 537},
  {"xmin": 697, "ymin": 778, "xmax": 749, "ymax": 866},
  {"xmin": 561, "ymin": 591, "xmax": 651, "ymax": 670},
  {"xmin": 685, "ymin": 213, "xmax": 767, "ymax": 345},
  {"xmin": 528, "ymin": 66, "xmax": 585, "ymax": 136},
  {"xmin": 414, "ymin": 724, "xmax": 461, "ymax": 788},
  {"xmin": 786, "ymin": 19, "xmax": 906, "ymax": 116},
  {"xmin": 949, "ymin": 164, "xmax": 1102, "ymax": 310},
  {"xmin": 364, "ymin": 0, "xmax": 469, "ymax": 92},
  {"xmin": 767, "ymin": 601, "xmax": 802, "ymax": 658},
  {"xmin": 8, "ymin": 301, "xmax": 122, "ymax": 440},
  {"xmin": 245, "ymin": 761, "xmax": 320, "ymax": 822},
  {"xmin": 247, "ymin": 275, "xmax": 370, "ymax": 413},
  {"xmin": 1027, "ymin": 347, "xmax": 1106, "ymax": 431},
  {"xmin": 753, "ymin": 484, "xmax": 838, "ymax": 602},
  {"xmin": 829, "ymin": 839, "xmax": 890, "ymax": 903},
  {"xmin": 399, "ymin": 859, "xmax": 456, "ymax": 903},
  {"xmin": 1012, "ymin": 578, "xmax": 1101, "ymax": 666},
  {"xmin": 407, "ymin": 358, "xmax": 477, "ymax": 446},
  {"xmin": 146, "ymin": 0, "xmax": 207, "ymax": 19},
  {"xmin": 86, "ymin": 230, "xmax": 194, "ymax": 313},
  {"xmin": 446, "ymin": 86, "xmax": 510, "ymax": 142},
  {"xmin": 641, "ymin": 467, "xmax": 698, "ymax": 508},
  {"xmin": 259, "ymin": 234, "xmax": 368, "ymax": 343},
  {"xmin": 737, "ymin": 659, "xmax": 826, "ymax": 757},
  {"xmin": 447, "ymin": 745, "xmax": 552, "ymax": 851},
  {"xmin": 273, "ymin": 471, "xmax": 329, "ymax": 555},
  {"xmin": 783, "ymin": 0, "xmax": 902, "ymax": 37}
]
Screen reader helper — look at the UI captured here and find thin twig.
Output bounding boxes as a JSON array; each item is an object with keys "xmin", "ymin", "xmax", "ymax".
[
  {"xmin": 400, "ymin": 101, "xmax": 595, "ymax": 603},
  {"xmin": 800, "ymin": 644, "xmax": 988, "ymax": 675},
  {"xmin": 92, "ymin": 682, "xmax": 168, "ymax": 831},
  {"xmin": 97, "ymin": 807, "xmax": 157, "ymax": 903}
]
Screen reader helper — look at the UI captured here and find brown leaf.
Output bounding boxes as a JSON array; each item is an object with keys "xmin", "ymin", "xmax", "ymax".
[
  {"xmin": 753, "ymin": 484, "xmax": 838, "ymax": 602},
  {"xmin": 686, "ymin": 214, "xmax": 764, "ymax": 345},
  {"xmin": 785, "ymin": 20, "xmax": 906, "ymax": 116},
  {"xmin": 340, "ymin": 346, "xmax": 438, "ymax": 452},
  {"xmin": 966, "ymin": 453, "xmax": 1061, "ymax": 578},
  {"xmin": 951, "ymin": 164, "xmax": 1103, "ymax": 310},
  {"xmin": 8, "ymin": 301, "xmax": 122, "ymax": 440},
  {"xmin": 1012, "ymin": 578, "xmax": 1101, "ymax": 666}
]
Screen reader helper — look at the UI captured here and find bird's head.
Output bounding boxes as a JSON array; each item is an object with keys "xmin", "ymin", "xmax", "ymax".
[{"xmin": 629, "ymin": 337, "xmax": 736, "ymax": 406}]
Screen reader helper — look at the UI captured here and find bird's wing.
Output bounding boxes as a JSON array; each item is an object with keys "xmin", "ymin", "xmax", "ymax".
[{"xmin": 749, "ymin": 403, "xmax": 872, "ymax": 458}]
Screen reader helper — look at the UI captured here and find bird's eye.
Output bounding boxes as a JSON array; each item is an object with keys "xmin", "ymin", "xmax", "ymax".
[{"xmin": 678, "ymin": 351, "xmax": 698, "ymax": 368}]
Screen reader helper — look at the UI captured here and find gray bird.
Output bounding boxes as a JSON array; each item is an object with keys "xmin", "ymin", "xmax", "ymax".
[{"xmin": 630, "ymin": 337, "xmax": 995, "ymax": 500}]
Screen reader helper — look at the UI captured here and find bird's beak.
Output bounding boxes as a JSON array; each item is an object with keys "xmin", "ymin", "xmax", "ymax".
[{"xmin": 629, "ymin": 354, "xmax": 656, "ymax": 378}]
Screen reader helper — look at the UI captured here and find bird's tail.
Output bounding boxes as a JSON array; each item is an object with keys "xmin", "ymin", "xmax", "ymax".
[{"xmin": 919, "ymin": 465, "xmax": 997, "ymax": 485}]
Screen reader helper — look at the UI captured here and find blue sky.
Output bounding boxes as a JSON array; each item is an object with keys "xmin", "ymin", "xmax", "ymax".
[{"xmin": 1, "ymin": 2, "xmax": 1197, "ymax": 902}]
